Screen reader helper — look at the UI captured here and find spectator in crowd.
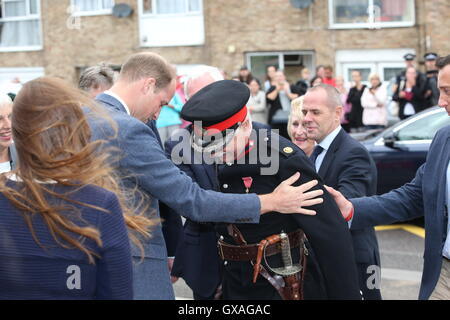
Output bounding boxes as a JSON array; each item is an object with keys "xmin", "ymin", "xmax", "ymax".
[
  {"xmin": 0, "ymin": 77, "xmax": 153, "ymax": 299},
  {"xmin": 266, "ymin": 70, "xmax": 301, "ymax": 125},
  {"xmin": 335, "ymin": 76, "xmax": 352, "ymax": 132},
  {"xmin": 288, "ymin": 96, "xmax": 315, "ymax": 157},
  {"xmin": 392, "ymin": 53, "xmax": 427, "ymax": 99},
  {"xmin": 424, "ymin": 52, "xmax": 440, "ymax": 107},
  {"xmin": 247, "ymin": 78, "xmax": 267, "ymax": 124},
  {"xmin": 393, "ymin": 66, "xmax": 429, "ymax": 120},
  {"xmin": 184, "ymin": 66, "xmax": 224, "ymax": 101},
  {"xmin": 238, "ymin": 65, "xmax": 254, "ymax": 85},
  {"xmin": 347, "ymin": 70, "xmax": 366, "ymax": 131},
  {"xmin": 316, "ymin": 65, "xmax": 326, "ymax": 79},
  {"xmin": 322, "ymin": 65, "xmax": 336, "ymax": 87},
  {"xmin": 361, "ymin": 73, "xmax": 388, "ymax": 130},
  {"xmin": 295, "ymin": 67, "xmax": 311, "ymax": 96},
  {"xmin": 264, "ymin": 65, "xmax": 278, "ymax": 91},
  {"xmin": 79, "ymin": 63, "xmax": 115, "ymax": 98},
  {"xmin": 0, "ymin": 95, "xmax": 14, "ymax": 173},
  {"xmin": 310, "ymin": 75, "xmax": 323, "ymax": 87},
  {"xmin": 156, "ymin": 72, "xmax": 184, "ymax": 145}
]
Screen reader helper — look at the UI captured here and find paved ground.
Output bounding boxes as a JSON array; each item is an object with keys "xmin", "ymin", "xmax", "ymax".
[{"xmin": 173, "ymin": 225, "xmax": 425, "ymax": 300}]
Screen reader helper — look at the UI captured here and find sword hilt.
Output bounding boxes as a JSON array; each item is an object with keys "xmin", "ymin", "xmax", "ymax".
[{"xmin": 280, "ymin": 232, "xmax": 293, "ymax": 269}]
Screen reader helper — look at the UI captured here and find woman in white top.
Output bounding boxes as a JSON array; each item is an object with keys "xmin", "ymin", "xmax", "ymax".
[
  {"xmin": 0, "ymin": 95, "xmax": 13, "ymax": 173},
  {"xmin": 247, "ymin": 78, "xmax": 267, "ymax": 124},
  {"xmin": 361, "ymin": 73, "xmax": 388, "ymax": 129}
]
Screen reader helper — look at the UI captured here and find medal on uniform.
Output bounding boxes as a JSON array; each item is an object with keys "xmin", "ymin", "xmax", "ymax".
[{"xmin": 242, "ymin": 177, "xmax": 253, "ymax": 193}]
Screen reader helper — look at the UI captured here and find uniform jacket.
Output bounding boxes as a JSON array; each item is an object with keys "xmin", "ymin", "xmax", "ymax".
[{"xmin": 215, "ymin": 125, "xmax": 361, "ymax": 299}]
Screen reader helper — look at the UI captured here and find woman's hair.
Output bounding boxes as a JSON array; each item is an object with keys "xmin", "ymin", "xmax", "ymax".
[
  {"xmin": 310, "ymin": 75, "xmax": 322, "ymax": 87},
  {"xmin": 287, "ymin": 96, "xmax": 305, "ymax": 139},
  {"xmin": 2, "ymin": 77, "xmax": 153, "ymax": 263},
  {"xmin": 79, "ymin": 62, "xmax": 115, "ymax": 92},
  {"xmin": 265, "ymin": 65, "xmax": 277, "ymax": 82},
  {"xmin": 368, "ymin": 73, "xmax": 381, "ymax": 82},
  {"xmin": 249, "ymin": 78, "xmax": 261, "ymax": 87}
]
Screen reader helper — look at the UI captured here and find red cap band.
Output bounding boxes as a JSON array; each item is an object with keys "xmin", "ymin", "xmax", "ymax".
[{"xmin": 204, "ymin": 105, "xmax": 248, "ymax": 133}]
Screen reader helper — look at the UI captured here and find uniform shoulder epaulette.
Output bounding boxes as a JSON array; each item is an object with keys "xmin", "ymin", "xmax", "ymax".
[{"xmin": 268, "ymin": 132, "xmax": 298, "ymax": 158}]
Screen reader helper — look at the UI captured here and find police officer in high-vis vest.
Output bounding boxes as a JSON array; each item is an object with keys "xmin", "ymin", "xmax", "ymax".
[{"xmin": 180, "ymin": 80, "xmax": 361, "ymax": 300}]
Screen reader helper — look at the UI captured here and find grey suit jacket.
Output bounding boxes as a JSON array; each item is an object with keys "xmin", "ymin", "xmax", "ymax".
[{"xmin": 92, "ymin": 93, "xmax": 261, "ymax": 299}]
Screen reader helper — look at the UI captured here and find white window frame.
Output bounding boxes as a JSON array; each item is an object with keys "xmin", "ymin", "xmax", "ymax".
[
  {"xmin": 342, "ymin": 62, "xmax": 375, "ymax": 86},
  {"xmin": 378, "ymin": 62, "xmax": 406, "ymax": 82},
  {"xmin": 245, "ymin": 51, "xmax": 316, "ymax": 72},
  {"xmin": 70, "ymin": 0, "xmax": 114, "ymax": 17},
  {"xmin": 140, "ymin": 0, "xmax": 202, "ymax": 17},
  {"xmin": 138, "ymin": 0, "xmax": 204, "ymax": 47},
  {"xmin": 0, "ymin": 0, "xmax": 43, "ymax": 52},
  {"xmin": 328, "ymin": 0, "xmax": 415, "ymax": 29}
]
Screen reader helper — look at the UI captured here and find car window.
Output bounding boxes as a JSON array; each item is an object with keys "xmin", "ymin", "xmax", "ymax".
[{"xmin": 396, "ymin": 111, "xmax": 450, "ymax": 141}]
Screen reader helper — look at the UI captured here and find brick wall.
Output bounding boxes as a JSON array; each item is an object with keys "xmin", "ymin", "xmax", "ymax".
[{"xmin": 0, "ymin": 0, "xmax": 448, "ymax": 84}]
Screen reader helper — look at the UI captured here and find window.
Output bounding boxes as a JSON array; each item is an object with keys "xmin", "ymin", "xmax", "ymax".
[
  {"xmin": 245, "ymin": 51, "xmax": 315, "ymax": 85},
  {"xmin": 0, "ymin": 67, "xmax": 44, "ymax": 92},
  {"xmin": 396, "ymin": 110, "xmax": 450, "ymax": 141},
  {"xmin": 139, "ymin": 0, "xmax": 204, "ymax": 47},
  {"xmin": 0, "ymin": 0, "xmax": 42, "ymax": 50},
  {"xmin": 71, "ymin": 0, "xmax": 114, "ymax": 16},
  {"xmin": 329, "ymin": 0, "xmax": 415, "ymax": 29},
  {"xmin": 142, "ymin": 0, "xmax": 201, "ymax": 15}
]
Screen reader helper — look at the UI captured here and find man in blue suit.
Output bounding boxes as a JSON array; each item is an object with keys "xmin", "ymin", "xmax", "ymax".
[
  {"xmin": 326, "ymin": 55, "xmax": 450, "ymax": 300},
  {"xmin": 164, "ymin": 65, "xmax": 226, "ymax": 300},
  {"xmin": 303, "ymin": 84, "xmax": 381, "ymax": 300},
  {"xmin": 90, "ymin": 52, "xmax": 324, "ymax": 299}
]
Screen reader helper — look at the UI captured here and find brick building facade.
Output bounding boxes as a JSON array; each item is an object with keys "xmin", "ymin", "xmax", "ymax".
[{"xmin": 0, "ymin": 0, "xmax": 448, "ymax": 87}]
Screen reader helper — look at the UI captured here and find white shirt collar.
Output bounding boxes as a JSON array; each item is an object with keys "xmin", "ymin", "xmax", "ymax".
[
  {"xmin": 318, "ymin": 125, "xmax": 342, "ymax": 151},
  {"xmin": 103, "ymin": 90, "xmax": 131, "ymax": 115}
]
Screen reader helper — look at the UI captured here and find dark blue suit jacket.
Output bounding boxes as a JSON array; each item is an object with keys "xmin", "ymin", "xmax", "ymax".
[
  {"xmin": 351, "ymin": 125, "xmax": 450, "ymax": 300},
  {"xmin": 317, "ymin": 128, "xmax": 380, "ymax": 298}
]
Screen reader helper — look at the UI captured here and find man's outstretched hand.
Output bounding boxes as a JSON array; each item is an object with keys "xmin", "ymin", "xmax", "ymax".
[
  {"xmin": 324, "ymin": 185, "xmax": 354, "ymax": 221},
  {"xmin": 259, "ymin": 172, "xmax": 324, "ymax": 215}
]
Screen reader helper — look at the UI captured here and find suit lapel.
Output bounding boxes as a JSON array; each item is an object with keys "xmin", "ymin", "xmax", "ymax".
[{"xmin": 318, "ymin": 128, "xmax": 345, "ymax": 178}]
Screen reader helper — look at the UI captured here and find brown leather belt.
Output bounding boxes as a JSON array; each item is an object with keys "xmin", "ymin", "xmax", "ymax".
[{"xmin": 218, "ymin": 230, "xmax": 304, "ymax": 261}]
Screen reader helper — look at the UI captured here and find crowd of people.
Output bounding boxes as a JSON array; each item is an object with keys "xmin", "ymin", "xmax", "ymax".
[
  {"xmin": 0, "ymin": 50, "xmax": 448, "ymax": 301},
  {"xmin": 226, "ymin": 52, "xmax": 440, "ymax": 137}
]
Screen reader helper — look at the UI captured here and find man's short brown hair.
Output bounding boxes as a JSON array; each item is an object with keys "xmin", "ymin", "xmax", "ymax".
[
  {"xmin": 119, "ymin": 52, "xmax": 176, "ymax": 89},
  {"xmin": 436, "ymin": 55, "xmax": 450, "ymax": 70}
]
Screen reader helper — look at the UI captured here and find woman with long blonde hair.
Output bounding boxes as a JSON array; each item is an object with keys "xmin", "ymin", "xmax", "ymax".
[{"xmin": 0, "ymin": 77, "xmax": 152, "ymax": 299}]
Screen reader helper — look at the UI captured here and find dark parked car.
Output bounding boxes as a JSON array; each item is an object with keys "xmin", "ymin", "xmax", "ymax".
[{"xmin": 361, "ymin": 107, "xmax": 450, "ymax": 195}]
